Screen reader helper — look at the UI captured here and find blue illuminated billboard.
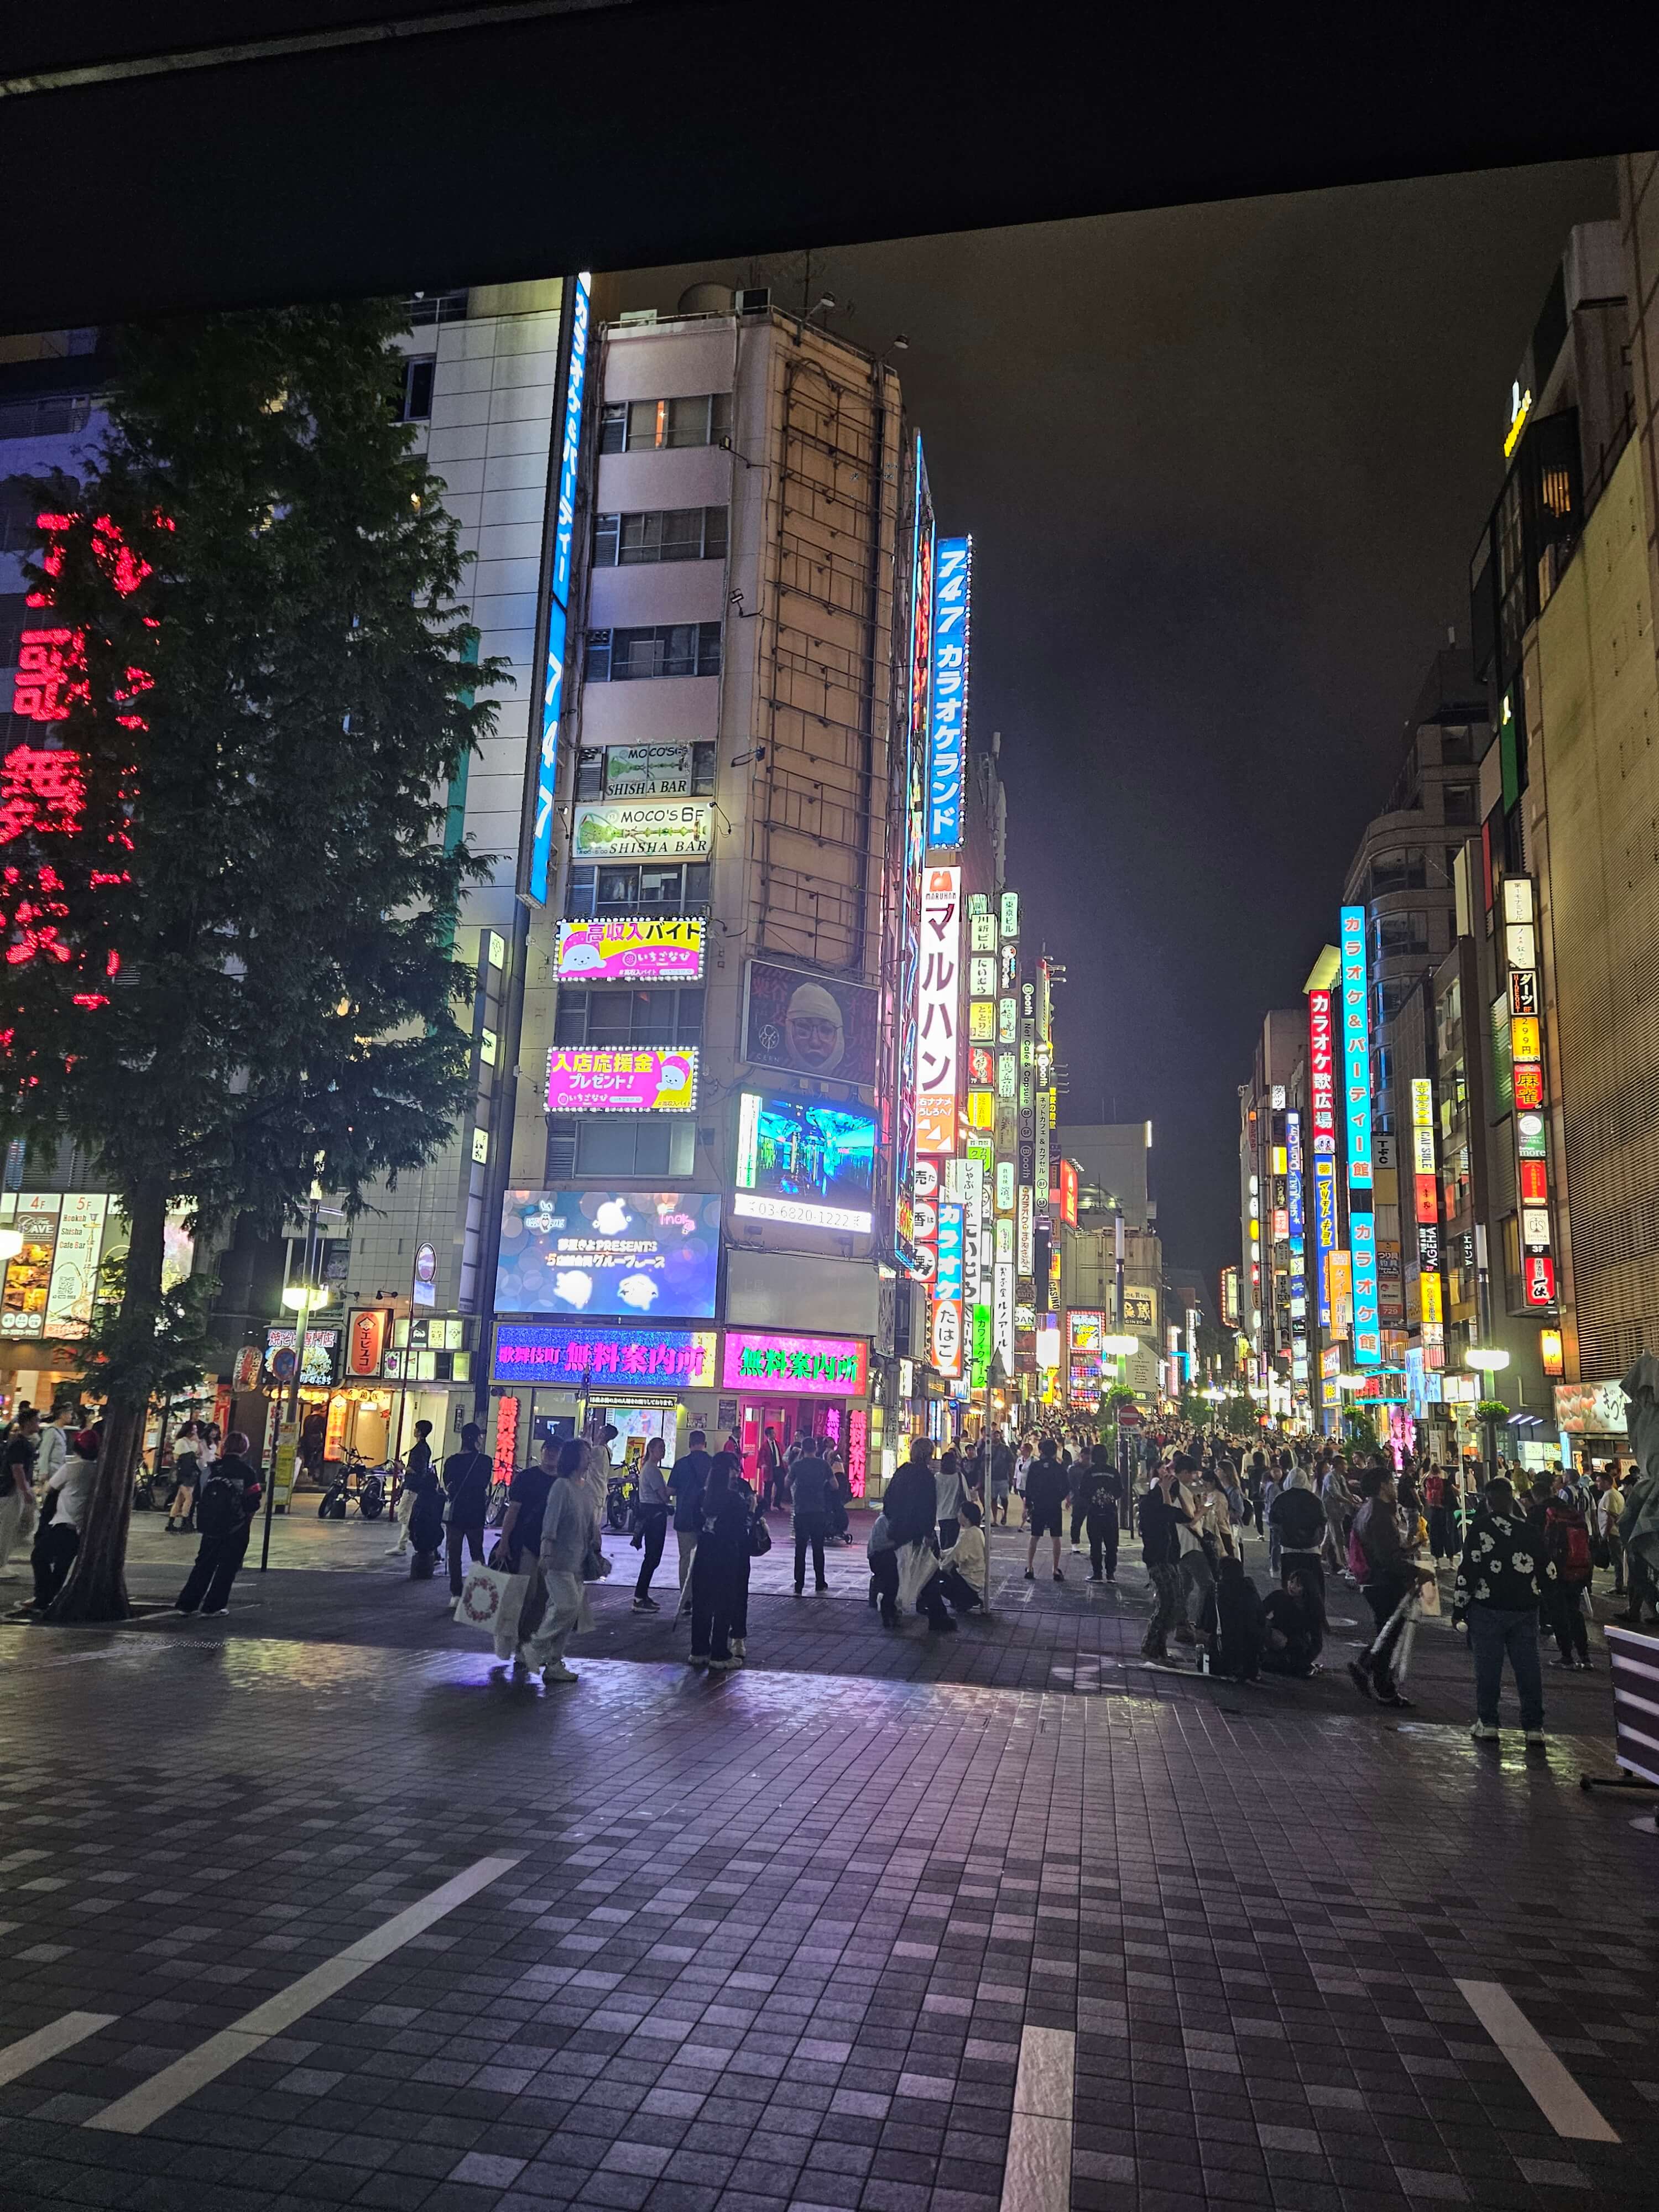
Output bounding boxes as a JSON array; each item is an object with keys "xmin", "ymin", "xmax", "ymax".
[
  {"xmin": 528, "ymin": 270, "xmax": 592, "ymax": 906},
  {"xmin": 495, "ymin": 1189, "xmax": 719, "ymax": 1319},
  {"xmin": 927, "ymin": 536, "xmax": 970, "ymax": 848},
  {"xmin": 734, "ymin": 1090, "xmax": 878, "ymax": 1235},
  {"xmin": 1339, "ymin": 903, "xmax": 1372, "ymax": 1189}
]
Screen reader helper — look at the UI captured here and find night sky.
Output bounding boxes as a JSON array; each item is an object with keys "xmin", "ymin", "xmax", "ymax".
[{"xmin": 618, "ymin": 158, "xmax": 1616, "ymax": 1292}]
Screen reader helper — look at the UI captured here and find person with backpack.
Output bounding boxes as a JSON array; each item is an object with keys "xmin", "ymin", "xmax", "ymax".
[
  {"xmin": 1076, "ymin": 1443, "xmax": 1123, "ymax": 1583},
  {"xmin": 174, "ymin": 1432, "xmax": 263, "ymax": 1617},
  {"xmin": 404, "ymin": 1436, "xmax": 447, "ymax": 1577},
  {"xmin": 1543, "ymin": 1477, "xmax": 1594, "ymax": 1668}
]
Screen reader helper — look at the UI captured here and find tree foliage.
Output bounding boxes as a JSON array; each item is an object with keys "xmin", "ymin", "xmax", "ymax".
[{"xmin": 1, "ymin": 302, "xmax": 506, "ymax": 1616}]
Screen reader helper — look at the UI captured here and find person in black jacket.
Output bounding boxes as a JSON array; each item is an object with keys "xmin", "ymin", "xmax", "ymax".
[
  {"xmin": 442, "ymin": 1427, "xmax": 494, "ymax": 1608},
  {"xmin": 1454, "ymin": 1475, "xmax": 1553, "ymax": 1743},
  {"xmin": 1138, "ymin": 1462, "xmax": 1191, "ymax": 1661},
  {"xmin": 668, "ymin": 1430, "xmax": 712, "ymax": 1618},
  {"xmin": 1076, "ymin": 1445, "xmax": 1123, "ymax": 1583},
  {"xmin": 1023, "ymin": 1437, "xmax": 1071, "ymax": 1583},
  {"xmin": 789, "ymin": 1434, "xmax": 834, "ymax": 1595},
  {"xmin": 874, "ymin": 1439, "xmax": 953, "ymax": 1630},
  {"xmin": 175, "ymin": 1433, "xmax": 263, "ymax": 1618},
  {"xmin": 1269, "ymin": 1467, "xmax": 1328, "ymax": 1620}
]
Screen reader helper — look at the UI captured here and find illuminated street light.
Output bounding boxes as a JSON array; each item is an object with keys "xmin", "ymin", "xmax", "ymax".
[
  {"xmin": 1100, "ymin": 1334, "xmax": 1139, "ymax": 1357},
  {"xmin": 0, "ymin": 1228, "xmax": 22, "ymax": 1261},
  {"xmin": 282, "ymin": 1283, "xmax": 330, "ymax": 1311},
  {"xmin": 1465, "ymin": 1347, "xmax": 1510, "ymax": 1373}
]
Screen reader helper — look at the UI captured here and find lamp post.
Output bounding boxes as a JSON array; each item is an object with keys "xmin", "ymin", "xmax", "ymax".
[
  {"xmin": 1465, "ymin": 1345, "xmax": 1510, "ymax": 1482},
  {"xmin": 261, "ymin": 1187, "xmax": 328, "ymax": 1571}
]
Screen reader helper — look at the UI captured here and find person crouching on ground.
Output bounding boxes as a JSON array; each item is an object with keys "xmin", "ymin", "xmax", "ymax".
[
  {"xmin": 1260, "ymin": 1568, "xmax": 1323, "ymax": 1677},
  {"xmin": 175, "ymin": 1433, "xmax": 263, "ymax": 1617},
  {"xmin": 938, "ymin": 1498, "xmax": 986, "ymax": 1614}
]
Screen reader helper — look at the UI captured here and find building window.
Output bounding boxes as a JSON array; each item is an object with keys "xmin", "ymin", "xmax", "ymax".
[
  {"xmin": 554, "ymin": 987, "xmax": 704, "ymax": 1050},
  {"xmin": 1375, "ymin": 910, "xmax": 1429, "ymax": 958},
  {"xmin": 598, "ymin": 393, "xmax": 732, "ymax": 454},
  {"xmin": 565, "ymin": 862, "xmax": 712, "ymax": 917},
  {"xmin": 1369, "ymin": 846, "xmax": 1426, "ymax": 896},
  {"xmin": 585, "ymin": 622, "xmax": 722, "ymax": 681},
  {"xmin": 406, "ymin": 291, "xmax": 468, "ymax": 326},
  {"xmin": 593, "ymin": 507, "xmax": 728, "ymax": 566},
  {"xmin": 399, "ymin": 356, "xmax": 436, "ymax": 421},
  {"xmin": 0, "ymin": 393, "xmax": 94, "ymax": 442},
  {"xmin": 573, "ymin": 744, "xmax": 716, "ymax": 802},
  {"xmin": 1440, "ymin": 726, "xmax": 1475, "ymax": 764},
  {"xmin": 546, "ymin": 1116, "xmax": 697, "ymax": 1179},
  {"xmin": 1443, "ymin": 783, "xmax": 1477, "ymax": 827}
]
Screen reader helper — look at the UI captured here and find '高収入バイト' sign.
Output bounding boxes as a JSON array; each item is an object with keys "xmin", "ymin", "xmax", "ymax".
[
  {"xmin": 546, "ymin": 1046, "xmax": 697, "ymax": 1113},
  {"xmin": 719, "ymin": 1331, "xmax": 868, "ymax": 1397},
  {"xmin": 556, "ymin": 917, "xmax": 704, "ymax": 984}
]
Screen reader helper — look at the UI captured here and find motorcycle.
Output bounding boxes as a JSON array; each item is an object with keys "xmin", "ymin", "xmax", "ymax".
[
  {"xmin": 316, "ymin": 1447, "xmax": 389, "ymax": 1521},
  {"xmin": 606, "ymin": 1466, "xmax": 637, "ymax": 1533}
]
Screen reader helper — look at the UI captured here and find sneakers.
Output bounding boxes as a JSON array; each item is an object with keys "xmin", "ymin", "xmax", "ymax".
[
  {"xmin": 815, "ymin": 1582, "xmax": 828, "ymax": 1594},
  {"xmin": 1071, "ymin": 1543, "xmax": 1082, "ymax": 1554},
  {"xmin": 1470, "ymin": 1721, "xmax": 1500, "ymax": 1740},
  {"xmin": 686, "ymin": 1654, "xmax": 708, "ymax": 1668},
  {"xmin": 730, "ymin": 1637, "xmax": 746, "ymax": 1658},
  {"xmin": 632, "ymin": 1594, "xmax": 659, "ymax": 1613},
  {"xmin": 543, "ymin": 1661, "xmax": 578, "ymax": 1684},
  {"xmin": 1525, "ymin": 1728, "xmax": 1548, "ymax": 1745},
  {"xmin": 1089, "ymin": 1572, "xmax": 1104, "ymax": 1583},
  {"xmin": 1053, "ymin": 1569, "xmax": 1065, "ymax": 1583},
  {"xmin": 1023, "ymin": 1567, "xmax": 1034, "ymax": 1581},
  {"xmin": 708, "ymin": 1655, "xmax": 741, "ymax": 1671}
]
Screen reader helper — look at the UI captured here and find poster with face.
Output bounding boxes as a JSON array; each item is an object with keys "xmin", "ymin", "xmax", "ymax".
[{"xmin": 743, "ymin": 962, "xmax": 879, "ymax": 1087}]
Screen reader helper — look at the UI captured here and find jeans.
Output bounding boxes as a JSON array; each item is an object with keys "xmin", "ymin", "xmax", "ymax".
[
  {"xmin": 1180, "ymin": 1547, "xmax": 1212, "ymax": 1631},
  {"xmin": 177, "ymin": 1524, "xmax": 250, "ymax": 1613},
  {"xmin": 1468, "ymin": 1602, "xmax": 1543, "ymax": 1729},
  {"xmin": 1142, "ymin": 1562, "xmax": 1181, "ymax": 1656},
  {"xmin": 794, "ymin": 1513, "xmax": 828, "ymax": 1592},
  {"xmin": 447, "ymin": 1521, "xmax": 487, "ymax": 1598},
  {"xmin": 1088, "ymin": 1510, "xmax": 1118, "ymax": 1579},
  {"xmin": 634, "ymin": 1508, "xmax": 667, "ymax": 1600}
]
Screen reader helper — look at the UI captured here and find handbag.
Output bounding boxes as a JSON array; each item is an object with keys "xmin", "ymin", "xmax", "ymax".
[
  {"xmin": 748, "ymin": 1512, "xmax": 772, "ymax": 1557},
  {"xmin": 1416, "ymin": 1573, "xmax": 1442, "ymax": 1617},
  {"xmin": 581, "ymin": 1536, "xmax": 612, "ymax": 1582},
  {"xmin": 455, "ymin": 1560, "xmax": 518, "ymax": 1631}
]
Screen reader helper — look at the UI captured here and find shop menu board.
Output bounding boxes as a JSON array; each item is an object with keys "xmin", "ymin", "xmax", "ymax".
[
  {"xmin": 495, "ymin": 1191, "xmax": 720, "ymax": 1320},
  {"xmin": 733, "ymin": 1091, "xmax": 877, "ymax": 1235},
  {"xmin": 264, "ymin": 1326, "xmax": 339, "ymax": 1386}
]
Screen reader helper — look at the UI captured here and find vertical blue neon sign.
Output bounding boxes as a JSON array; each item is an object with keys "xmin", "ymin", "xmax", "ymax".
[
  {"xmin": 529, "ymin": 270, "xmax": 592, "ymax": 905},
  {"xmin": 1351, "ymin": 1214, "xmax": 1381, "ymax": 1367},
  {"xmin": 1339, "ymin": 902, "xmax": 1372, "ymax": 1190},
  {"xmin": 927, "ymin": 537, "xmax": 969, "ymax": 848}
]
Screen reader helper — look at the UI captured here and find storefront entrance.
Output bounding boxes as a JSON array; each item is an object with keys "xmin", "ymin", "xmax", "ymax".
[{"xmin": 739, "ymin": 1400, "xmax": 852, "ymax": 1480}]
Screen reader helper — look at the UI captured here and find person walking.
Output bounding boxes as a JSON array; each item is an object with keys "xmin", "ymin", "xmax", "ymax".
[
  {"xmin": 789, "ymin": 1432, "xmax": 834, "ymax": 1595},
  {"xmin": 688, "ymin": 1453, "xmax": 753, "ymax": 1669},
  {"xmin": 1261, "ymin": 1455, "xmax": 1285, "ymax": 1576},
  {"xmin": 0, "ymin": 1407, "xmax": 39, "ymax": 1578},
  {"xmin": 1594, "ymin": 1467, "xmax": 1625, "ymax": 1599},
  {"xmin": 1347, "ymin": 1468, "xmax": 1434, "ymax": 1708},
  {"xmin": 30, "ymin": 1428, "xmax": 100, "ymax": 1612},
  {"xmin": 988, "ymin": 1435, "xmax": 1013, "ymax": 1526},
  {"xmin": 1322, "ymin": 1457, "xmax": 1357, "ymax": 1578},
  {"xmin": 442, "ymin": 1423, "xmax": 494, "ymax": 1611},
  {"xmin": 1138, "ymin": 1459, "xmax": 1190, "ymax": 1662},
  {"xmin": 515, "ymin": 1439, "xmax": 600, "ymax": 1685},
  {"xmin": 1077, "ymin": 1444, "xmax": 1121, "ymax": 1583},
  {"xmin": 1453, "ymin": 1474, "xmax": 1551, "ymax": 1743},
  {"xmin": 404, "ymin": 1438, "xmax": 446, "ymax": 1577},
  {"xmin": 668, "ymin": 1428, "xmax": 712, "ymax": 1617},
  {"xmin": 1543, "ymin": 1477, "xmax": 1594, "ymax": 1669},
  {"xmin": 1022, "ymin": 1437, "xmax": 1070, "ymax": 1583},
  {"xmin": 630, "ymin": 1435, "xmax": 670, "ymax": 1611},
  {"xmin": 174, "ymin": 1433, "xmax": 263, "ymax": 1617}
]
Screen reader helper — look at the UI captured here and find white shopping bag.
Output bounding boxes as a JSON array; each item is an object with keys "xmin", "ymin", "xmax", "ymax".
[{"xmin": 456, "ymin": 1560, "xmax": 517, "ymax": 1632}]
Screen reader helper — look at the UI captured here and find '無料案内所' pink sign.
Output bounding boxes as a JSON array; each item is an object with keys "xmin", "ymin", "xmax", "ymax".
[
  {"xmin": 556, "ymin": 917, "xmax": 705, "ymax": 983},
  {"xmin": 720, "ymin": 1330, "xmax": 868, "ymax": 1397},
  {"xmin": 546, "ymin": 1046, "xmax": 698, "ymax": 1114}
]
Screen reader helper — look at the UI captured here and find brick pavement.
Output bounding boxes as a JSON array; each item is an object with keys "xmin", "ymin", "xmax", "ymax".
[{"xmin": 1, "ymin": 1512, "xmax": 1656, "ymax": 2212}]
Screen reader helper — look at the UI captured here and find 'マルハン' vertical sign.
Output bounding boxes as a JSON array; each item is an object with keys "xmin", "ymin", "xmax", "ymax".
[
  {"xmin": 927, "ymin": 537, "xmax": 970, "ymax": 848},
  {"xmin": 529, "ymin": 271, "xmax": 592, "ymax": 905}
]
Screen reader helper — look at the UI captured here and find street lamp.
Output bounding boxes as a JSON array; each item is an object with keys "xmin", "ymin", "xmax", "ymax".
[
  {"xmin": 1466, "ymin": 1347, "xmax": 1510, "ymax": 1479},
  {"xmin": 0, "ymin": 1227, "xmax": 22, "ymax": 1262}
]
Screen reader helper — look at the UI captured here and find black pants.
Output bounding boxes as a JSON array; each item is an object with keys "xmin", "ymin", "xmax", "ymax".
[
  {"xmin": 690, "ymin": 1551, "xmax": 739, "ymax": 1660},
  {"xmin": 447, "ymin": 1521, "xmax": 487, "ymax": 1597},
  {"xmin": 1548, "ymin": 1579, "xmax": 1589, "ymax": 1661},
  {"xmin": 634, "ymin": 1509, "xmax": 667, "ymax": 1599},
  {"xmin": 1070, "ymin": 1498, "xmax": 1087, "ymax": 1546},
  {"xmin": 1427, "ymin": 1505, "xmax": 1452, "ymax": 1559},
  {"xmin": 32, "ymin": 1522, "xmax": 79, "ymax": 1609},
  {"xmin": 794, "ymin": 1513, "xmax": 828, "ymax": 1592},
  {"xmin": 1088, "ymin": 1509, "xmax": 1118, "ymax": 1579},
  {"xmin": 177, "ymin": 1524, "xmax": 249, "ymax": 1614}
]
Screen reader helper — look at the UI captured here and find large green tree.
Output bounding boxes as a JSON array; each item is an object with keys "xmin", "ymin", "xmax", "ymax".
[{"xmin": 2, "ymin": 303, "xmax": 502, "ymax": 1620}]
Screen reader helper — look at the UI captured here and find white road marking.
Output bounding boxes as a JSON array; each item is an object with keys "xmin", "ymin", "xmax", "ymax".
[
  {"xmin": 999, "ymin": 2024, "xmax": 1074, "ymax": 2212},
  {"xmin": 0, "ymin": 2011, "xmax": 118, "ymax": 2087},
  {"xmin": 1455, "ymin": 1979, "xmax": 1619, "ymax": 2142},
  {"xmin": 85, "ymin": 1853, "xmax": 521, "ymax": 2134}
]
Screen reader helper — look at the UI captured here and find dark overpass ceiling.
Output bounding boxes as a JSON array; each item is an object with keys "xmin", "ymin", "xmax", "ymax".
[{"xmin": 3, "ymin": 0, "xmax": 1657, "ymax": 331}]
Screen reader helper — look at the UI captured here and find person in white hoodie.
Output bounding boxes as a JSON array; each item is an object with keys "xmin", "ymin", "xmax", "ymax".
[{"xmin": 35, "ymin": 1404, "xmax": 72, "ymax": 1495}]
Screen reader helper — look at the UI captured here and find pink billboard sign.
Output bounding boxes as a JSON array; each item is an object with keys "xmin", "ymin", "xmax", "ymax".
[
  {"xmin": 556, "ymin": 917, "xmax": 705, "ymax": 984},
  {"xmin": 721, "ymin": 1329, "xmax": 868, "ymax": 1397},
  {"xmin": 546, "ymin": 1046, "xmax": 698, "ymax": 1114}
]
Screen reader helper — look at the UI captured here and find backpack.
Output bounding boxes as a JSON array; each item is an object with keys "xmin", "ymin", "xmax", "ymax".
[
  {"xmin": 196, "ymin": 1472, "xmax": 241, "ymax": 1540},
  {"xmin": 1347, "ymin": 1521, "xmax": 1369, "ymax": 1580},
  {"xmin": 1550, "ymin": 1511, "xmax": 1591, "ymax": 1578}
]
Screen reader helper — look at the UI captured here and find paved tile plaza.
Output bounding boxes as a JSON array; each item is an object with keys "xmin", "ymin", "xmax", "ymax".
[{"xmin": 2, "ymin": 1512, "xmax": 1657, "ymax": 2212}]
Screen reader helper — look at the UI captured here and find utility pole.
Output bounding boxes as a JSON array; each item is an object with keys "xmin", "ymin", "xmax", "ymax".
[{"xmin": 261, "ymin": 1180, "xmax": 323, "ymax": 1571}]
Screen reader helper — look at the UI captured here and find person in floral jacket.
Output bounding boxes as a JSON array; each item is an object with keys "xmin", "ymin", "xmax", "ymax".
[{"xmin": 1453, "ymin": 1474, "xmax": 1554, "ymax": 1745}]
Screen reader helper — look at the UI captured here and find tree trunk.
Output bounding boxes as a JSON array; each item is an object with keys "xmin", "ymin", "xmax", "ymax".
[{"xmin": 48, "ymin": 1181, "xmax": 168, "ymax": 1624}]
